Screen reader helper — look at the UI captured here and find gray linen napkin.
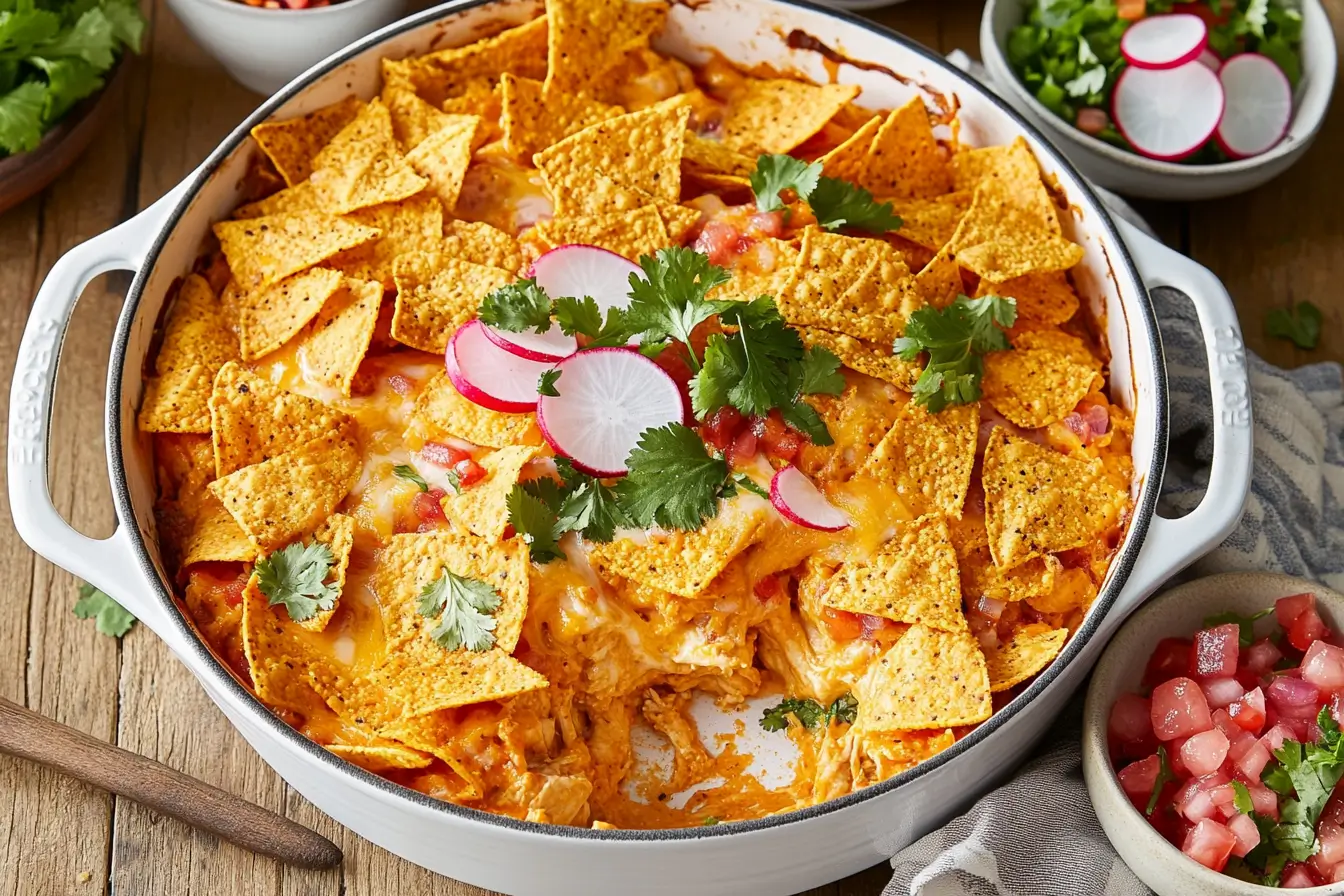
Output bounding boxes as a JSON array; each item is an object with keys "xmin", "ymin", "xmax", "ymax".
[{"xmin": 884, "ymin": 286, "xmax": 1344, "ymax": 896}]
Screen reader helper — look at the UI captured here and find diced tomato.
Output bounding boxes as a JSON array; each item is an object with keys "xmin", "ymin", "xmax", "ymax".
[
  {"xmin": 1260, "ymin": 722, "xmax": 1297, "ymax": 755},
  {"xmin": 820, "ymin": 606, "xmax": 864, "ymax": 641},
  {"xmin": 727, "ymin": 428, "xmax": 758, "ymax": 469},
  {"xmin": 1116, "ymin": 0, "xmax": 1146, "ymax": 19},
  {"xmin": 1175, "ymin": 772, "xmax": 1229, "ymax": 823},
  {"xmin": 859, "ymin": 613, "xmax": 901, "ymax": 644},
  {"xmin": 1242, "ymin": 638, "xmax": 1283, "ymax": 677},
  {"xmin": 1281, "ymin": 863, "xmax": 1323, "ymax": 888},
  {"xmin": 1332, "ymin": 692, "xmax": 1344, "ymax": 727},
  {"xmin": 701, "ymin": 406, "xmax": 744, "ymax": 452},
  {"xmin": 1075, "ymin": 108, "xmax": 1110, "ymax": 136},
  {"xmin": 1108, "ymin": 693, "xmax": 1157, "ymax": 760},
  {"xmin": 1236, "ymin": 777, "xmax": 1280, "ymax": 820},
  {"xmin": 1144, "ymin": 638, "xmax": 1193, "ymax": 691},
  {"xmin": 1181, "ymin": 818, "xmax": 1237, "ymax": 872},
  {"xmin": 653, "ymin": 343, "xmax": 696, "ymax": 392},
  {"xmin": 453, "ymin": 458, "xmax": 487, "ymax": 488},
  {"xmin": 1211, "ymin": 708, "xmax": 1239, "ymax": 740},
  {"xmin": 1202, "ymin": 677, "xmax": 1244, "ymax": 709},
  {"xmin": 411, "ymin": 487, "xmax": 448, "ymax": 524},
  {"xmin": 1277, "ymin": 592, "xmax": 1317, "ymax": 629},
  {"xmin": 1318, "ymin": 821, "xmax": 1344, "ymax": 871},
  {"xmin": 1227, "ymin": 812, "xmax": 1260, "ymax": 858},
  {"xmin": 1290, "ymin": 607, "xmax": 1331, "ymax": 653},
  {"xmin": 1234, "ymin": 739, "xmax": 1271, "ymax": 782},
  {"xmin": 221, "ymin": 573, "xmax": 249, "ymax": 608},
  {"xmin": 1302, "ymin": 640, "xmax": 1344, "ymax": 692},
  {"xmin": 1152, "ymin": 677, "xmax": 1214, "ymax": 741},
  {"xmin": 753, "ymin": 574, "xmax": 786, "ymax": 604},
  {"xmin": 1321, "ymin": 782, "xmax": 1344, "ymax": 828},
  {"xmin": 1228, "ymin": 686, "xmax": 1267, "ymax": 734},
  {"xmin": 747, "ymin": 211, "xmax": 786, "ymax": 239},
  {"xmin": 1181, "ymin": 729, "xmax": 1230, "ymax": 777},
  {"xmin": 1192, "ymin": 624, "xmax": 1240, "ymax": 678},
  {"xmin": 420, "ymin": 441, "xmax": 470, "ymax": 468},
  {"xmin": 754, "ymin": 411, "xmax": 804, "ymax": 462},
  {"xmin": 1118, "ymin": 754, "xmax": 1161, "ymax": 803},
  {"xmin": 387, "ymin": 373, "xmax": 414, "ymax": 396},
  {"xmin": 1268, "ymin": 675, "xmax": 1321, "ymax": 719},
  {"xmin": 693, "ymin": 221, "xmax": 742, "ymax": 267}
]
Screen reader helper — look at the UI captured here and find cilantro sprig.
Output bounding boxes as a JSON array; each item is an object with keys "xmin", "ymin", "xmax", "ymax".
[
  {"xmin": 616, "ymin": 424, "xmax": 732, "ymax": 531},
  {"xmin": 73, "ymin": 582, "xmax": 135, "ymax": 638},
  {"xmin": 749, "ymin": 154, "xmax": 822, "ymax": 213},
  {"xmin": 478, "ymin": 279, "xmax": 554, "ymax": 333},
  {"xmin": 1267, "ymin": 301, "xmax": 1323, "ymax": 351},
  {"xmin": 506, "ymin": 460, "xmax": 635, "ymax": 562},
  {"xmin": 416, "ymin": 570, "xmax": 502, "ymax": 652},
  {"xmin": 624, "ymin": 248, "xmax": 731, "ymax": 370},
  {"xmin": 760, "ymin": 693, "xmax": 858, "ymax": 732},
  {"xmin": 255, "ymin": 542, "xmax": 340, "ymax": 623},
  {"xmin": 749, "ymin": 154, "xmax": 902, "ymax": 235},
  {"xmin": 893, "ymin": 295, "xmax": 1018, "ymax": 412}
]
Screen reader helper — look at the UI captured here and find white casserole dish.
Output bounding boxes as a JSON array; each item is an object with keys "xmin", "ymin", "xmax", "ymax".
[{"xmin": 8, "ymin": 1, "xmax": 1256, "ymax": 893}]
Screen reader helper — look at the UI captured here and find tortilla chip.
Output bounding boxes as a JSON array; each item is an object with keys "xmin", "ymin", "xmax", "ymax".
[
  {"xmin": 797, "ymin": 327, "xmax": 920, "ymax": 391},
  {"xmin": 912, "ymin": 250, "xmax": 963, "ymax": 309},
  {"xmin": 331, "ymin": 193, "xmax": 445, "ymax": 288},
  {"xmin": 444, "ymin": 219, "xmax": 525, "ymax": 271},
  {"xmin": 946, "ymin": 178, "xmax": 1084, "ymax": 282},
  {"xmin": 862, "ymin": 98, "xmax": 951, "ymax": 200},
  {"xmin": 544, "ymin": 0, "xmax": 668, "ymax": 94},
  {"xmin": 860, "ymin": 401, "xmax": 977, "ymax": 518},
  {"xmin": 682, "ymin": 135, "xmax": 756, "ymax": 178},
  {"xmin": 234, "ymin": 182, "xmax": 324, "ymax": 220},
  {"xmin": 951, "ymin": 137, "xmax": 1060, "ymax": 235},
  {"xmin": 382, "ymin": 17, "xmax": 549, "ymax": 108},
  {"xmin": 309, "ymin": 100, "xmax": 427, "ymax": 216},
  {"xmin": 774, "ymin": 228, "xmax": 916, "ymax": 343},
  {"xmin": 533, "ymin": 103, "xmax": 687, "ymax": 204},
  {"xmin": 981, "ymin": 339, "xmax": 1098, "ymax": 429},
  {"xmin": 717, "ymin": 79, "xmax": 859, "ymax": 155},
  {"xmin": 976, "ymin": 271, "xmax": 1078, "ymax": 326},
  {"xmin": 982, "ymin": 427, "xmax": 1127, "ymax": 568},
  {"xmin": 237, "ymin": 267, "xmax": 344, "ymax": 361},
  {"xmin": 586, "ymin": 504, "xmax": 767, "ymax": 597},
  {"xmin": 250, "ymin": 97, "xmax": 363, "ymax": 187},
  {"xmin": 1013, "ymin": 328, "xmax": 1102, "ymax": 371},
  {"xmin": 408, "ymin": 371, "xmax": 540, "ymax": 449},
  {"xmin": 984, "ymin": 626, "xmax": 1069, "ymax": 692},
  {"xmin": 377, "ymin": 647, "xmax": 548, "ymax": 717},
  {"xmin": 391, "ymin": 252, "xmax": 515, "ymax": 352},
  {"xmin": 178, "ymin": 495, "xmax": 259, "ymax": 567},
  {"xmin": 382, "ymin": 83, "xmax": 456, "ymax": 151},
  {"xmin": 440, "ymin": 445, "xmax": 539, "ymax": 540},
  {"xmin": 209, "ymin": 361, "xmax": 355, "ymax": 476},
  {"xmin": 440, "ymin": 77, "xmax": 501, "ymax": 117},
  {"xmin": 326, "ymin": 743, "xmax": 435, "ymax": 772},
  {"xmin": 825, "ymin": 517, "xmax": 966, "ymax": 632},
  {"xmin": 818, "ymin": 114, "xmax": 881, "ymax": 183},
  {"xmin": 138, "ymin": 363, "xmax": 217, "ymax": 434},
  {"xmin": 404, "ymin": 115, "xmax": 480, "ymax": 214},
  {"xmin": 296, "ymin": 513, "xmax": 356, "ymax": 633},
  {"xmin": 138, "ymin": 275, "xmax": 238, "ymax": 433},
  {"xmin": 947, "ymin": 513, "xmax": 1059, "ymax": 604},
  {"xmin": 889, "ymin": 192, "xmax": 973, "ymax": 252},
  {"xmin": 374, "ymin": 529, "xmax": 530, "ymax": 654},
  {"xmin": 213, "ymin": 213, "xmax": 381, "ymax": 293},
  {"xmin": 658, "ymin": 202, "xmax": 701, "ymax": 244},
  {"xmin": 533, "ymin": 205, "xmax": 671, "ymax": 261},
  {"xmin": 856, "ymin": 624, "xmax": 992, "ymax": 731},
  {"xmin": 295, "ymin": 278, "xmax": 382, "ymax": 396},
  {"xmin": 241, "ymin": 581, "xmax": 329, "ymax": 713},
  {"xmin": 500, "ymin": 74, "xmax": 623, "ymax": 159}
]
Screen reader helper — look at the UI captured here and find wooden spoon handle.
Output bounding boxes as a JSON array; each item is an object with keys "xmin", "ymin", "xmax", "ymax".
[{"xmin": 0, "ymin": 696, "xmax": 342, "ymax": 869}]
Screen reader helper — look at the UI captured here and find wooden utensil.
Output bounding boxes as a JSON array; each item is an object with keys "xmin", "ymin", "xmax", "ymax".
[{"xmin": 0, "ymin": 696, "xmax": 342, "ymax": 869}]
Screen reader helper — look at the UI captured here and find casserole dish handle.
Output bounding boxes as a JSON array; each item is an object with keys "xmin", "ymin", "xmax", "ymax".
[
  {"xmin": 1111, "ymin": 219, "xmax": 1254, "ymax": 618},
  {"xmin": 8, "ymin": 184, "xmax": 189, "ymax": 637}
]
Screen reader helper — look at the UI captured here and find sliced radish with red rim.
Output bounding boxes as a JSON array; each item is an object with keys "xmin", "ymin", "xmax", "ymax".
[
  {"xmin": 769, "ymin": 466, "xmax": 849, "ymax": 532},
  {"xmin": 1197, "ymin": 48, "xmax": 1222, "ymax": 72},
  {"xmin": 530, "ymin": 244, "xmax": 642, "ymax": 343},
  {"xmin": 535, "ymin": 348, "xmax": 684, "ymax": 477},
  {"xmin": 483, "ymin": 323, "xmax": 577, "ymax": 363},
  {"xmin": 1120, "ymin": 14, "xmax": 1208, "ymax": 70},
  {"xmin": 1215, "ymin": 54, "xmax": 1293, "ymax": 159},
  {"xmin": 1112, "ymin": 61, "xmax": 1225, "ymax": 161},
  {"xmin": 446, "ymin": 320, "xmax": 555, "ymax": 414}
]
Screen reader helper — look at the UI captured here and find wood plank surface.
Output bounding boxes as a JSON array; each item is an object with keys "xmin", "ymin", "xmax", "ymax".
[{"xmin": 0, "ymin": 0, "xmax": 1340, "ymax": 893}]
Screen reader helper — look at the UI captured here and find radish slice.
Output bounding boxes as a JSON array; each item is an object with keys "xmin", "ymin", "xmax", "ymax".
[
  {"xmin": 1112, "ymin": 61, "xmax": 1225, "ymax": 161},
  {"xmin": 769, "ymin": 466, "xmax": 849, "ymax": 532},
  {"xmin": 535, "ymin": 348, "xmax": 683, "ymax": 477},
  {"xmin": 1120, "ymin": 14, "xmax": 1208, "ymax": 70},
  {"xmin": 1215, "ymin": 54, "xmax": 1293, "ymax": 159},
  {"xmin": 530, "ymin": 244, "xmax": 641, "ymax": 341},
  {"xmin": 483, "ymin": 323, "xmax": 577, "ymax": 363},
  {"xmin": 1198, "ymin": 48, "xmax": 1222, "ymax": 72},
  {"xmin": 446, "ymin": 320, "xmax": 555, "ymax": 414}
]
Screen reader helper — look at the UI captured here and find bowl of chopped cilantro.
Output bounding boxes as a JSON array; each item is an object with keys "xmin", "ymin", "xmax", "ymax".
[
  {"xmin": 0, "ymin": 0, "xmax": 145, "ymax": 215},
  {"xmin": 980, "ymin": 0, "xmax": 1336, "ymax": 199}
]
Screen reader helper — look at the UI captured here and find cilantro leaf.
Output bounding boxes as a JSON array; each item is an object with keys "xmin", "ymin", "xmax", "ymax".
[
  {"xmin": 1146, "ymin": 744, "xmax": 1175, "ymax": 816},
  {"xmin": 537, "ymin": 368, "xmax": 561, "ymax": 397},
  {"xmin": 616, "ymin": 423, "xmax": 730, "ymax": 531},
  {"xmin": 556, "ymin": 479, "xmax": 631, "ymax": 544},
  {"xmin": 807, "ymin": 176, "xmax": 902, "ymax": 234},
  {"xmin": 255, "ymin": 542, "xmax": 339, "ymax": 622},
  {"xmin": 731, "ymin": 473, "xmax": 770, "ymax": 500},
  {"xmin": 1204, "ymin": 607, "xmax": 1274, "ymax": 648},
  {"xmin": 73, "ymin": 582, "xmax": 135, "ymax": 637},
  {"xmin": 478, "ymin": 278, "xmax": 553, "ymax": 333},
  {"xmin": 393, "ymin": 463, "xmax": 429, "ymax": 492},
  {"xmin": 416, "ymin": 570, "xmax": 501, "ymax": 652},
  {"xmin": 798, "ymin": 346, "xmax": 845, "ymax": 396},
  {"xmin": 778, "ymin": 399, "xmax": 833, "ymax": 447},
  {"xmin": 506, "ymin": 484, "xmax": 567, "ymax": 563},
  {"xmin": 1267, "ymin": 301, "xmax": 1323, "ymax": 351},
  {"xmin": 553, "ymin": 295, "xmax": 603, "ymax": 337},
  {"xmin": 700, "ymin": 816, "xmax": 721, "ymax": 826},
  {"xmin": 894, "ymin": 295, "xmax": 1017, "ymax": 412},
  {"xmin": 749, "ymin": 153, "xmax": 822, "ymax": 213},
  {"xmin": 760, "ymin": 693, "xmax": 858, "ymax": 732},
  {"xmin": 625, "ymin": 248, "xmax": 732, "ymax": 367},
  {"xmin": 1232, "ymin": 780, "xmax": 1256, "ymax": 815},
  {"xmin": 828, "ymin": 692, "xmax": 858, "ymax": 725},
  {"xmin": 0, "ymin": 81, "xmax": 47, "ymax": 154},
  {"xmin": 522, "ymin": 475, "xmax": 568, "ymax": 512},
  {"xmin": 40, "ymin": 7, "xmax": 117, "ymax": 69}
]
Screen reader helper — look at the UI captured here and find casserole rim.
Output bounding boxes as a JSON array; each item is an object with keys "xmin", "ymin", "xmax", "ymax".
[{"xmin": 105, "ymin": 0, "xmax": 1169, "ymax": 842}]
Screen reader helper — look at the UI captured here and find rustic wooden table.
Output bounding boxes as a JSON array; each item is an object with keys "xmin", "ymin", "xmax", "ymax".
[{"xmin": 2, "ymin": 0, "xmax": 1341, "ymax": 892}]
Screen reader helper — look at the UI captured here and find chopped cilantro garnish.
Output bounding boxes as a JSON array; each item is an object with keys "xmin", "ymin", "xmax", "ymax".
[
  {"xmin": 255, "ymin": 542, "xmax": 339, "ymax": 623},
  {"xmin": 760, "ymin": 693, "xmax": 858, "ymax": 732},
  {"xmin": 749, "ymin": 154, "xmax": 822, "ymax": 213},
  {"xmin": 506, "ymin": 484, "xmax": 567, "ymax": 564},
  {"xmin": 73, "ymin": 582, "xmax": 135, "ymax": 638},
  {"xmin": 1267, "ymin": 301, "xmax": 1323, "ymax": 351},
  {"xmin": 393, "ymin": 463, "xmax": 429, "ymax": 492},
  {"xmin": 537, "ymin": 368, "xmax": 562, "ymax": 397},
  {"xmin": 1146, "ymin": 744, "xmax": 1175, "ymax": 816},
  {"xmin": 624, "ymin": 248, "xmax": 732, "ymax": 369},
  {"xmin": 1232, "ymin": 780, "xmax": 1256, "ymax": 815},
  {"xmin": 416, "ymin": 570, "xmax": 502, "ymax": 652},
  {"xmin": 478, "ymin": 278, "xmax": 554, "ymax": 333},
  {"xmin": 1203, "ymin": 607, "xmax": 1274, "ymax": 648},
  {"xmin": 616, "ymin": 423, "xmax": 731, "ymax": 531},
  {"xmin": 700, "ymin": 816, "xmax": 721, "ymax": 826},
  {"xmin": 893, "ymin": 295, "xmax": 1017, "ymax": 412}
]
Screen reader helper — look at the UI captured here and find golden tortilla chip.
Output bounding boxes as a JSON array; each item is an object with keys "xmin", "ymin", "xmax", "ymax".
[
  {"xmin": 912, "ymin": 250, "xmax": 963, "ymax": 309},
  {"xmin": 982, "ymin": 427, "xmax": 1127, "ymax": 568},
  {"xmin": 213, "ymin": 213, "xmax": 381, "ymax": 293},
  {"xmin": 297, "ymin": 513, "xmax": 356, "ymax": 633},
  {"xmin": 860, "ymin": 401, "xmax": 977, "ymax": 518},
  {"xmin": 391, "ymin": 252, "xmax": 515, "ymax": 352},
  {"xmin": 717, "ymin": 79, "xmax": 859, "ymax": 156},
  {"xmin": 947, "ymin": 513, "xmax": 1059, "ymax": 604},
  {"xmin": 444, "ymin": 219, "xmax": 524, "ymax": 271},
  {"xmin": 544, "ymin": 0, "xmax": 667, "ymax": 94},
  {"xmin": 440, "ymin": 445, "xmax": 539, "ymax": 540},
  {"xmin": 382, "ymin": 17, "xmax": 549, "ymax": 108},
  {"xmin": 440, "ymin": 77, "xmax": 501, "ymax": 117},
  {"xmin": 774, "ymin": 228, "xmax": 916, "ymax": 344},
  {"xmin": 237, "ymin": 267, "xmax": 344, "ymax": 361},
  {"xmin": 862, "ymin": 98, "xmax": 951, "ymax": 200},
  {"xmin": 331, "ymin": 193, "xmax": 445, "ymax": 288},
  {"xmin": 209, "ymin": 361, "xmax": 355, "ymax": 476},
  {"xmin": 533, "ymin": 205, "xmax": 671, "ymax": 261},
  {"xmin": 295, "ymin": 278, "xmax": 382, "ymax": 396},
  {"xmin": 984, "ymin": 626, "xmax": 1069, "ymax": 692},
  {"xmin": 682, "ymin": 135, "xmax": 757, "ymax": 178},
  {"xmin": 404, "ymin": 115, "xmax": 480, "ymax": 214},
  {"xmin": 250, "ymin": 97, "xmax": 363, "ymax": 187},
  {"xmin": 982, "ymin": 339, "xmax": 1098, "ymax": 429},
  {"xmin": 376, "ymin": 647, "xmax": 548, "ymax": 717},
  {"xmin": 138, "ymin": 275, "xmax": 238, "ymax": 433},
  {"xmin": 586, "ymin": 504, "xmax": 767, "ymax": 598},
  {"xmin": 818, "ymin": 114, "xmax": 881, "ymax": 183},
  {"xmin": 951, "ymin": 137, "xmax": 1060, "ymax": 235},
  {"xmin": 658, "ymin": 202, "xmax": 701, "ymax": 244},
  {"xmin": 856, "ymin": 624, "xmax": 992, "ymax": 731},
  {"xmin": 234, "ymin": 182, "xmax": 324, "ymax": 220},
  {"xmin": 533, "ymin": 103, "xmax": 687, "ymax": 204},
  {"xmin": 309, "ymin": 100, "xmax": 428, "ymax": 216},
  {"xmin": 947, "ymin": 178, "xmax": 1083, "ymax": 282},
  {"xmin": 382, "ymin": 83, "xmax": 456, "ymax": 151},
  {"xmin": 138, "ymin": 363, "xmax": 217, "ymax": 434},
  {"xmin": 178, "ymin": 495, "xmax": 259, "ymax": 567},
  {"xmin": 408, "ymin": 371, "xmax": 540, "ymax": 449},
  {"xmin": 241, "ymin": 581, "xmax": 329, "ymax": 713},
  {"xmin": 797, "ymin": 327, "xmax": 920, "ymax": 391},
  {"xmin": 209, "ymin": 431, "xmax": 361, "ymax": 552},
  {"xmin": 500, "ymin": 74, "xmax": 623, "ymax": 159},
  {"xmin": 1013, "ymin": 328, "xmax": 1102, "ymax": 371},
  {"xmin": 326, "ymin": 743, "xmax": 435, "ymax": 772},
  {"xmin": 824, "ymin": 517, "xmax": 966, "ymax": 632},
  {"xmin": 890, "ymin": 192, "xmax": 973, "ymax": 252},
  {"xmin": 976, "ymin": 271, "xmax": 1079, "ymax": 326}
]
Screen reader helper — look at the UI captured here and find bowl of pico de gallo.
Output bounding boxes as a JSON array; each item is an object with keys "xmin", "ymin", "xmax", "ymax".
[{"xmin": 1084, "ymin": 571, "xmax": 1344, "ymax": 892}]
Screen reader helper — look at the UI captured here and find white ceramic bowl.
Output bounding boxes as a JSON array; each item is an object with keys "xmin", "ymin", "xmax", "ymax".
[
  {"xmin": 979, "ymin": 0, "xmax": 1337, "ymax": 200},
  {"xmin": 8, "ymin": 0, "xmax": 1256, "ymax": 893},
  {"xmin": 166, "ymin": 0, "xmax": 409, "ymax": 95},
  {"xmin": 1084, "ymin": 572, "xmax": 1344, "ymax": 895}
]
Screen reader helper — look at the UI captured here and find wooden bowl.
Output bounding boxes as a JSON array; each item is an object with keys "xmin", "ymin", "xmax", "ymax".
[{"xmin": 0, "ymin": 61, "xmax": 127, "ymax": 217}]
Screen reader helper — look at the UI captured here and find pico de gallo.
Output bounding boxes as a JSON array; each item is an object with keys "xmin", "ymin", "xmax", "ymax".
[{"xmin": 1110, "ymin": 591, "xmax": 1344, "ymax": 887}]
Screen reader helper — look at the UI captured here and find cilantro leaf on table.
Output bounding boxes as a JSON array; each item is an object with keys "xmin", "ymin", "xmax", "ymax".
[
  {"xmin": 893, "ymin": 295, "xmax": 1017, "ymax": 412},
  {"xmin": 806, "ymin": 176, "xmax": 902, "ymax": 234},
  {"xmin": 73, "ymin": 581, "xmax": 135, "ymax": 638},
  {"xmin": 506, "ymin": 484, "xmax": 567, "ymax": 563},
  {"xmin": 760, "ymin": 693, "xmax": 858, "ymax": 732},
  {"xmin": 1204, "ymin": 607, "xmax": 1274, "ymax": 647},
  {"xmin": 393, "ymin": 463, "xmax": 429, "ymax": 492},
  {"xmin": 255, "ymin": 542, "xmax": 339, "ymax": 623},
  {"xmin": 749, "ymin": 153, "xmax": 822, "ymax": 213},
  {"xmin": 478, "ymin": 278, "xmax": 553, "ymax": 333},
  {"xmin": 556, "ymin": 478, "xmax": 631, "ymax": 544},
  {"xmin": 616, "ymin": 423, "xmax": 730, "ymax": 531},
  {"xmin": 625, "ymin": 248, "xmax": 732, "ymax": 367},
  {"xmin": 1266, "ymin": 301, "xmax": 1323, "ymax": 351},
  {"xmin": 416, "ymin": 570, "xmax": 501, "ymax": 652},
  {"xmin": 1146, "ymin": 744, "xmax": 1175, "ymax": 816}
]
